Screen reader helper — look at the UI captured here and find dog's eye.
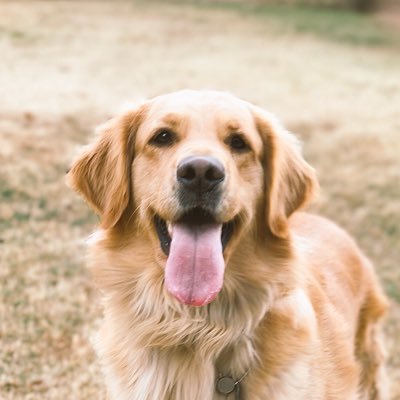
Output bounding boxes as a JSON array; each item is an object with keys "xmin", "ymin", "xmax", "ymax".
[
  {"xmin": 226, "ymin": 134, "xmax": 250, "ymax": 153},
  {"xmin": 150, "ymin": 129, "xmax": 176, "ymax": 147}
]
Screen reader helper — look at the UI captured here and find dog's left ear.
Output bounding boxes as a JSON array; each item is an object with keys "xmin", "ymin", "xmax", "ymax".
[
  {"xmin": 251, "ymin": 106, "xmax": 318, "ymax": 239},
  {"xmin": 66, "ymin": 104, "xmax": 146, "ymax": 229}
]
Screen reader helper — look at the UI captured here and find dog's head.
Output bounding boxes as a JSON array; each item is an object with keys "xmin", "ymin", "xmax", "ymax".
[{"xmin": 67, "ymin": 90, "xmax": 317, "ymax": 306}]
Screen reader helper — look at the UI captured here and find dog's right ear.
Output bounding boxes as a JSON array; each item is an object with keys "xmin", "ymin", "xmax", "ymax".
[{"xmin": 66, "ymin": 103, "xmax": 147, "ymax": 229}]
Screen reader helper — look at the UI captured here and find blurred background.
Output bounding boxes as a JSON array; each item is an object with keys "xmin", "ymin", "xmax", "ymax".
[{"xmin": 0, "ymin": 0, "xmax": 399, "ymax": 398}]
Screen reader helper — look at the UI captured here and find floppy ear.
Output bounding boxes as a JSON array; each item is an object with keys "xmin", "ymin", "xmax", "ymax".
[
  {"xmin": 252, "ymin": 106, "xmax": 318, "ymax": 238},
  {"xmin": 66, "ymin": 104, "xmax": 146, "ymax": 229}
]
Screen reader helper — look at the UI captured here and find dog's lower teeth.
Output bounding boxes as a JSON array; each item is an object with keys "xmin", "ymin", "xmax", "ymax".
[{"xmin": 167, "ymin": 222, "xmax": 172, "ymax": 236}]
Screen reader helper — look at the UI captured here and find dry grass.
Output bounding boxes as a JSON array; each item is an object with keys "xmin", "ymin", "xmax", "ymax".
[{"xmin": 1, "ymin": 1, "xmax": 399, "ymax": 399}]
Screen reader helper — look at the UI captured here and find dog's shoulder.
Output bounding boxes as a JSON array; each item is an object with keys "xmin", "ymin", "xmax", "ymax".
[
  {"xmin": 289, "ymin": 212, "xmax": 365, "ymax": 268},
  {"xmin": 289, "ymin": 212, "xmax": 387, "ymax": 324}
]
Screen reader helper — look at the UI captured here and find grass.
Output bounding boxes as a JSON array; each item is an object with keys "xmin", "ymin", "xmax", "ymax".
[
  {"xmin": 256, "ymin": 5, "xmax": 396, "ymax": 45},
  {"xmin": 0, "ymin": 1, "xmax": 399, "ymax": 399},
  {"xmin": 189, "ymin": 1, "xmax": 400, "ymax": 46}
]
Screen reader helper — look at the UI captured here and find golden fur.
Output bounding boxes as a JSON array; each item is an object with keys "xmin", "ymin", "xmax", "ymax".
[{"xmin": 67, "ymin": 90, "xmax": 388, "ymax": 400}]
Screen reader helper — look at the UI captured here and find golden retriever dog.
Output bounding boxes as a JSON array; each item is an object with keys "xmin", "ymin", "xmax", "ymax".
[{"xmin": 67, "ymin": 90, "xmax": 388, "ymax": 400}]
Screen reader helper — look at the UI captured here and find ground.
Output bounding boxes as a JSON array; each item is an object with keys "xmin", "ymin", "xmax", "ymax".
[{"xmin": 0, "ymin": 1, "xmax": 399, "ymax": 399}]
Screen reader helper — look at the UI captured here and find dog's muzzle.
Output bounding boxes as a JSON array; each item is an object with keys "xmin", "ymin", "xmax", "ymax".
[{"xmin": 153, "ymin": 156, "xmax": 236, "ymax": 307}]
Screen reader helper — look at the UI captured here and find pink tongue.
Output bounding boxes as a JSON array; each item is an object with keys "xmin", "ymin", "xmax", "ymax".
[{"xmin": 165, "ymin": 223, "xmax": 225, "ymax": 306}]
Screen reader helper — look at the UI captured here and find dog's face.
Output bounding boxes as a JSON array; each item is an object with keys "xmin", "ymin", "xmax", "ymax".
[
  {"xmin": 134, "ymin": 92, "xmax": 264, "ymax": 251},
  {"xmin": 67, "ymin": 90, "xmax": 317, "ymax": 306}
]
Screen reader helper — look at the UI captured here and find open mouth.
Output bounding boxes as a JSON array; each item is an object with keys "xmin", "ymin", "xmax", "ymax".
[
  {"xmin": 154, "ymin": 207, "xmax": 235, "ymax": 307},
  {"xmin": 154, "ymin": 208, "xmax": 234, "ymax": 256}
]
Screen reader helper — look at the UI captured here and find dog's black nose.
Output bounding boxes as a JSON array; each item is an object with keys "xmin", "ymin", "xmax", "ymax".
[{"xmin": 177, "ymin": 156, "xmax": 225, "ymax": 192}]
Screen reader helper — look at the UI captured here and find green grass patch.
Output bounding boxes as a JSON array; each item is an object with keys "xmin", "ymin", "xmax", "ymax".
[
  {"xmin": 189, "ymin": 1, "xmax": 398, "ymax": 47},
  {"xmin": 385, "ymin": 280, "xmax": 400, "ymax": 303},
  {"xmin": 13, "ymin": 211, "xmax": 30, "ymax": 222},
  {"xmin": 1, "ymin": 188, "xmax": 14, "ymax": 201},
  {"xmin": 0, "ymin": 178, "xmax": 33, "ymax": 203},
  {"xmin": 72, "ymin": 212, "xmax": 98, "ymax": 227},
  {"xmin": 0, "ymin": 26, "xmax": 36, "ymax": 44},
  {"xmin": 254, "ymin": 5, "xmax": 394, "ymax": 46}
]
